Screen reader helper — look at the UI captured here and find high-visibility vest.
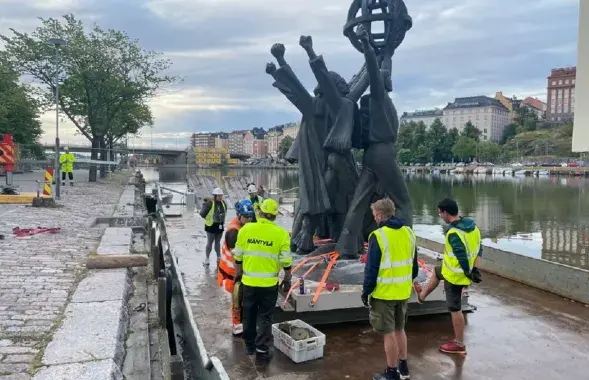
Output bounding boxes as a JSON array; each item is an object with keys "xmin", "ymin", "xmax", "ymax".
[
  {"xmin": 441, "ymin": 227, "xmax": 481, "ymax": 286},
  {"xmin": 233, "ymin": 218, "xmax": 292, "ymax": 288},
  {"xmin": 249, "ymin": 195, "xmax": 263, "ymax": 217},
  {"xmin": 59, "ymin": 152, "xmax": 75, "ymax": 173},
  {"xmin": 217, "ymin": 217, "xmax": 242, "ymax": 293},
  {"xmin": 370, "ymin": 225, "xmax": 416, "ymax": 301},
  {"xmin": 205, "ymin": 201, "xmax": 227, "ymax": 227}
]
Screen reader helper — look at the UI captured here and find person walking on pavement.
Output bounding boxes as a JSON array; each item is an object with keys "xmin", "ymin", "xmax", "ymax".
[
  {"xmin": 234, "ymin": 198, "xmax": 292, "ymax": 365},
  {"xmin": 218, "ymin": 199, "xmax": 256, "ymax": 336},
  {"xmin": 199, "ymin": 187, "xmax": 227, "ymax": 266},
  {"xmin": 59, "ymin": 147, "xmax": 75, "ymax": 186},
  {"xmin": 246, "ymin": 183, "xmax": 263, "ymax": 222},
  {"xmin": 417, "ymin": 197, "xmax": 482, "ymax": 355},
  {"xmin": 362, "ymin": 198, "xmax": 419, "ymax": 380}
]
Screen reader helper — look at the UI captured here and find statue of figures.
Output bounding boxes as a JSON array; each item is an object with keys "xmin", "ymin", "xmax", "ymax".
[
  {"xmin": 335, "ymin": 21, "xmax": 413, "ymax": 259},
  {"xmin": 299, "ymin": 35, "xmax": 362, "ymax": 242},
  {"xmin": 265, "ymin": 44, "xmax": 332, "ymax": 254}
]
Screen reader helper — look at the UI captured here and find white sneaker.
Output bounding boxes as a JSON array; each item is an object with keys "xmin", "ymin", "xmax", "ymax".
[{"xmin": 203, "ymin": 258, "xmax": 210, "ymax": 266}]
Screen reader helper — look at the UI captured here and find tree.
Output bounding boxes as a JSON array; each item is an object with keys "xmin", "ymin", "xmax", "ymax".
[
  {"xmin": 445, "ymin": 128, "xmax": 459, "ymax": 161},
  {"xmin": 452, "ymin": 136, "xmax": 477, "ymax": 162},
  {"xmin": 477, "ymin": 141, "xmax": 501, "ymax": 163},
  {"xmin": 0, "ymin": 57, "xmax": 43, "ymax": 156},
  {"xmin": 426, "ymin": 118, "xmax": 451, "ymax": 163},
  {"xmin": 278, "ymin": 136, "xmax": 294, "ymax": 158},
  {"xmin": 461, "ymin": 121, "xmax": 482, "ymax": 142},
  {"xmin": 501, "ymin": 123, "xmax": 518, "ymax": 144},
  {"xmin": 1, "ymin": 15, "xmax": 178, "ymax": 181},
  {"xmin": 513, "ymin": 106, "xmax": 538, "ymax": 129}
]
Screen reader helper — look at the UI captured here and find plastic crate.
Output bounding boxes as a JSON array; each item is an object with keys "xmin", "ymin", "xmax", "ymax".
[{"xmin": 272, "ymin": 319, "xmax": 326, "ymax": 363}]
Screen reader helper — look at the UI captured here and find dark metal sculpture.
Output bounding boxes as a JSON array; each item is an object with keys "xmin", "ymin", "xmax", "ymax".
[{"xmin": 266, "ymin": 0, "xmax": 414, "ymax": 259}]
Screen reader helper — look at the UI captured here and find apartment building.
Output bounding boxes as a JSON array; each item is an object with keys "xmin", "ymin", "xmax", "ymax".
[
  {"xmin": 214, "ymin": 133, "xmax": 228, "ymax": 150},
  {"xmin": 400, "ymin": 108, "xmax": 443, "ymax": 128},
  {"xmin": 252, "ymin": 139, "xmax": 268, "ymax": 158},
  {"xmin": 265, "ymin": 131, "xmax": 283, "ymax": 157},
  {"xmin": 190, "ymin": 132, "xmax": 215, "ymax": 148},
  {"xmin": 494, "ymin": 91, "xmax": 522, "ymax": 123},
  {"xmin": 228, "ymin": 130, "xmax": 247, "ymax": 153},
  {"xmin": 282, "ymin": 123, "xmax": 300, "ymax": 139},
  {"xmin": 443, "ymin": 96, "xmax": 509, "ymax": 142},
  {"xmin": 547, "ymin": 66, "xmax": 576, "ymax": 122},
  {"xmin": 521, "ymin": 97, "xmax": 547, "ymax": 119}
]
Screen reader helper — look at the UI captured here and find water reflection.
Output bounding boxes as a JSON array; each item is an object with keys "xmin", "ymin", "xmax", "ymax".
[{"xmin": 157, "ymin": 167, "xmax": 589, "ymax": 269}]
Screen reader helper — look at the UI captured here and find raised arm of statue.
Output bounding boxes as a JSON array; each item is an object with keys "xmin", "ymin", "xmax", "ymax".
[
  {"xmin": 300, "ymin": 35, "xmax": 342, "ymax": 114},
  {"xmin": 357, "ymin": 25, "xmax": 385, "ymax": 101},
  {"xmin": 347, "ymin": 64, "xmax": 369, "ymax": 102},
  {"xmin": 266, "ymin": 43, "xmax": 314, "ymax": 114}
]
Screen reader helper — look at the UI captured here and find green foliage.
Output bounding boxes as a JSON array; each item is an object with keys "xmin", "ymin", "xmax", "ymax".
[
  {"xmin": 501, "ymin": 123, "xmax": 518, "ymax": 144},
  {"xmin": 477, "ymin": 141, "xmax": 501, "ymax": 163},
  {"xmin": 278, "ymin": 135, "xmax": 294, "ymax": 158},
  {"xmin": 452, "ymin": 136, "xmax": 477, "ymax": 161},
  {"xmin": 461, "ymin": 121, "xmax": 482, "ymax": 142},
  {"xmin": 0, "ymin": 57, "xmax": 43, "ymax": 150},
  {"xmin": 501, "ymin": 123, "xmax": 578, "ymax": 158}
]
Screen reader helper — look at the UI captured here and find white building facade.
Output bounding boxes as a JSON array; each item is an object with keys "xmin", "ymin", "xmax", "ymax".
[
  {"xmin": 400, "ymin": 109, "xmax": 443, "ymax": 129},
  {"xmin": 443, "ymin": 96, "xmax": 509, "ymax": 143}
]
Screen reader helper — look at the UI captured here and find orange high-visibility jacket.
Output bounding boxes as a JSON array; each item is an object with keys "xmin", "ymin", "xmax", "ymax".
[{"xmin": 217, "ymin": 217, "xmax": 242, "ymax": 293}]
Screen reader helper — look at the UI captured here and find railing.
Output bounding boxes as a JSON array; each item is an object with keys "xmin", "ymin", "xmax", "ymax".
[{"xmin": 146, "ymin": 179, "xmax": 230, "ymax": 380}]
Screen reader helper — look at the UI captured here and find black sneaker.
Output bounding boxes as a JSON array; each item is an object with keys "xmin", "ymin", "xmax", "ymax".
[
  {"xmin": 399, "ymin": 360, "xmax": 410, "ymax": 379},
  {"xmin": 372, "ymin": 369, "xmax": 400, "ymax": 380},
  {"xmin": 255, "ymin": 350, "xmax": 273, "ymax": 365},
  {"xmin": 245, "ymin": 343, "xmax": 255, "ymax": 356}
]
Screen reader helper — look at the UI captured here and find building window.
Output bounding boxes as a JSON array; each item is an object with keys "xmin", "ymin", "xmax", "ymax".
[
  {"xmin": 484, "ymin": 128, "xmax": 487, "ymax": 133},
  {"xmin": 565, "ymin": 79, "xmax": 569, "ymax": 85},
  {"xmin": 552, "ymin": 80, "xmax": 556, "ymax": 85},
  {"xmin": 559, "ymin": 80, "xmax": 563, "ymax": 85},
  {"xmin": 476, "ymin": 115, "xmax": 479, "ymax": 120},
  {"xmin": 572, "ymin": 79, "xmax": 576, "ymax": 85},
  {"xmin": 484, "ymin": 136, "xmax": 487, "ymax": 140}
]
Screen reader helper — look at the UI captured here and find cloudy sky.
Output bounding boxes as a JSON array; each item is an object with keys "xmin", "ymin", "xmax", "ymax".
[{"xmin": 0, "ymin": 0, "xmax": 581, "ymax": 148}]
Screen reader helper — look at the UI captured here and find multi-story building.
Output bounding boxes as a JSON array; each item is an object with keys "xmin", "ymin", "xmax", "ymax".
[
  {"xmin": 214, "ymin": 133, "xmax": 228, "ymax": 150},
  {"xmin": 494, "ymin": 92, "xmax": 522, "ymax": 123},
  {"xmin": 443, "ymin": 96, "xmax": 509, "ymax": 142},
  {"xmin": 229, "ymin": 130, "xmax": 247, "ymax": 153},
  {"xmin": 282, "ymin": 123, "xmax": 299, "ymax": 139},
  {"xmin": 243, "ymin": 131, "xmax": 255, "ymax": 156},
  {"xmin": 252, "ymin": 139, "xmax": 268, "ymax": 158},
  {"xmin": 399, "ymin": 108, "xmax": 443, "ymax": 128},
  {"xmin": 547, "ymin": 66, "xmax": 576, "ymax": 122},
  {"xmin": 521, "ymin": 97, "xmax": 547, "ymax": 119},
  {"xmin": 265, "ymin": 130, "xmax": 283, "ymax": 157},
  {"xmin": 190, "ymin": 132, "xmax": 215, "ymax": 148}
]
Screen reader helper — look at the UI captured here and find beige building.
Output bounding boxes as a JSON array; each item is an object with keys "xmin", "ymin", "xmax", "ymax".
[
  {"xmin": 443, "ymin": 96, "xmax": 509, "ymax": 143},
  {"xmin": 573, "ymin": 0, "xmax": 588, "ymax": 152},
  {"xmin": 282, "ymin": 123, "xmax": 299, "ymax": 139},
  {"xmin": 265, "ymin": 131, "xmax": 283, "ymax": 157},
  {"xmin": 494, "ymin": 92, "xmax": 521, "ymax": 123}
]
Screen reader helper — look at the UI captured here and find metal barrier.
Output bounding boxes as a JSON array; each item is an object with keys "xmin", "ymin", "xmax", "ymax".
[{"xmin": 144, "ymin": 175, "xmax": 230, "ymax": 380}]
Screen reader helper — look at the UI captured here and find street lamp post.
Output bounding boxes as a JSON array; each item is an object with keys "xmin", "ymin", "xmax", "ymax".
[{"xmin": 48, "ymin": 38, "xmax": 67, "ymax": 200}]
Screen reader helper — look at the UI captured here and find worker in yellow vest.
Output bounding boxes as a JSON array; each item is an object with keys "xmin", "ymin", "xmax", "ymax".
[
  {"xmin": 417, "ymin": 197, "xmax": 482, "ymax": 355},
  {"xmin": 199, "ymin": 187, "xmax": 227, "ymax": 266},
  {"xmin": 246, "ymin": 183, "xmax": 263, "ymax": 222},
  {"xmin": 362, "ymin": 198, "xmax": 418, "ymax": 380},
  {"xmin": 233, "ymin": 198, "xmax": 292, "ymax": 365},
  {"xmin": 59, "ymin": 147, "xmax": 75, "ymax": 186}
]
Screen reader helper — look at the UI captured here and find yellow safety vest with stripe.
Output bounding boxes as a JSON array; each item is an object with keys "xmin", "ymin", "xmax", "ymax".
[
  {"xmin": 59, "ymin": 152, "xmax": 75, "ymax": 173},
  {"xmin": 250, "ymin": 195, "xmax": 264, "ymax": 217},
  {"xmin": 370, "ymin": 226, "xmax": 416, "ymax": 301},
  {"xmin": 205, "ymin": 201, "xmax": 227, "ymax": 227},
  {"xmin": 233, "ymin": 218, "xmax": 292, "ymax": 287},
  {"xmin": 441, "ymin": 227, "xmax": 481, "ymax": 286}
]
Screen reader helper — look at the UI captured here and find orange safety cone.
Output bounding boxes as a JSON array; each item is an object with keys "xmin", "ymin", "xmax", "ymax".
[{"xmin": 42, "ymin": 168, "xmax": 53, "ymax": 197}]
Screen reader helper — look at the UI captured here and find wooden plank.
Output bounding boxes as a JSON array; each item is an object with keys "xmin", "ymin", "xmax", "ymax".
[{"xmin": 86, "ymin": 254, "xmax": 148, "ymax": 269}]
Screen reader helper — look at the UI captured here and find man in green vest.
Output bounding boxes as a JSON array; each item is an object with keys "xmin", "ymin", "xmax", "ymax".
[
  {"xmin": 417, "ymin": 197, "xmax": 482, "ymax": 355},
  {"xmin": 246, "ymin": 183, "xmax": 263, "ymax": 222},
  {"xmin": 199, "ymin": 187, "xmax": 227, "ymax": 266},
  {"xmin": 233, "ymin": 198, "xmax": 292, "ymax": 365},
  {"xmin": 59, "ymin": 147, "xmax": 75, "ymax": 186},
  {"xmin": 362, "ymin": 198, "xmax": 418, "ymax": 380}
]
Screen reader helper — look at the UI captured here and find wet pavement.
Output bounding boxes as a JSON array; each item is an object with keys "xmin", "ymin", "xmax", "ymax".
[{"xmin": 164, "ymin": 208, "xmax": 589, "ymax": 380}]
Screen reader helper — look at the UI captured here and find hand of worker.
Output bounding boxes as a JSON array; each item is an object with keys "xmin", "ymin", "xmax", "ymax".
[
  {"xmin": 235, "ymin": 272, "xmax": 242, "ymax": 283},
  {"xmin": 281, "ymin": 279, "xmax": 291, "ymax": 292},
  {"xmin": 361, "ymin": 293, "xmax": 369, "ymax": 308},
  {"xmin": 470, "ymin": 267, "xmax": 482, "ymax": 283}
]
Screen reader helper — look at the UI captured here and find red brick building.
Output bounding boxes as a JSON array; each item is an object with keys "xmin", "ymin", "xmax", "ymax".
[{"xmin": 547, "ymin": 67, "xmax": 576, "ymax": 122}]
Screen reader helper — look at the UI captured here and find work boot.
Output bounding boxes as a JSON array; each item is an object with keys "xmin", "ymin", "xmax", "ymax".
[
  {"xmin": 244, "ymin": 343, "xmax": 255, "ymax": 356},
  {"xmin": 255, "ymin": 349, "xmax": 273, "ymax": 365},
  {"xmin": 372, "ymin": 367, "xmax": 400, "ymax": 380},
  {"xmin": 203, "ymin": 258, "xmax": 210, "ymax": 266},
  {"xmin": 439, "ymin": 341, "xmax": 466, "ymax": 354},
  {"xmin": 398, "ymin": 360, "xmax": 410, "ymax": 379}
]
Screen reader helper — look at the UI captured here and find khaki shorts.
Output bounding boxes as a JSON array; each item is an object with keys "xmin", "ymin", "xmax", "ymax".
[{"xmin": 369, "ymin": 298, "xmax": 409, "ymax": 334}]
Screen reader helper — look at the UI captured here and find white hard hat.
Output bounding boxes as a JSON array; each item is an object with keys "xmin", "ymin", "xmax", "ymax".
[
  {"xmin": 247, "ymin": 184, "xmax": 257, "ymax": 194},
  {"xmin": 212, "ymin": 187, "xmax": 223, "ymax": 196},
  {"xmin": 64, "ymin": 146, "xmax": 69, "ymax": 151}
]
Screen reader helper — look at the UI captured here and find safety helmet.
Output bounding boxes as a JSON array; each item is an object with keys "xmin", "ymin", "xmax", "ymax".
[
  {"xmin": 259, "ymin": 198, "xmax": 279, "ymax": 216},
  {"xmin": 64, "ymin": 146, "xmax": 69, "ymax": 151},
  {"xmin": 247, "ymin": 184, "xmax": 257, "ymax": 194},
  {"xmin": 235, "ymin": 199, "xmax": 255, "ymax": 217},
  {"xmin": 212, "ymin": 187, "xmax": 223, "ymax": 196}
]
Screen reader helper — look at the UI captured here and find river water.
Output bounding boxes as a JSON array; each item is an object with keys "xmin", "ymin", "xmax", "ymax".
[{"xmin": 158, "ymin": 167, "xmax": 589, "ymax": 270}]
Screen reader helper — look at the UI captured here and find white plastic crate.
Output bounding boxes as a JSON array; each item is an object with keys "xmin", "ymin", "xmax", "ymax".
[{"xmin": 272, "ymin": 319, "xmax": 326, "ymax": 363}]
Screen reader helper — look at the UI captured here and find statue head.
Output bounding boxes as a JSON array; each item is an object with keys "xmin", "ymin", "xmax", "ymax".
[{"xmin": 313, "ymin": 71, "xmax": 350, "ymax": 96}]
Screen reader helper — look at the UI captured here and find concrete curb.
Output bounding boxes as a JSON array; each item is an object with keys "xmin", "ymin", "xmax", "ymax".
[
  {"xmin": 417, "ymin": 236, "xmax": 589, "ymax": 305},
  {"xmin": 32, "ymin": 183, "xmax": 138, "ymax": 380}
]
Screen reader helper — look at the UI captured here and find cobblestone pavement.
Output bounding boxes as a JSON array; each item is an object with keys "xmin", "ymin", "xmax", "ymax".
[{"xmin": 0, "ymin": 173, "xmax": 128, "ymax": 379}]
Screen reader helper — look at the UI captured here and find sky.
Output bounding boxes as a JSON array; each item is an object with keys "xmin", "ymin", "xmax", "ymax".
[{"xmin": 0, "ymin": 0, "xmax": 581, "ymax": 148}]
